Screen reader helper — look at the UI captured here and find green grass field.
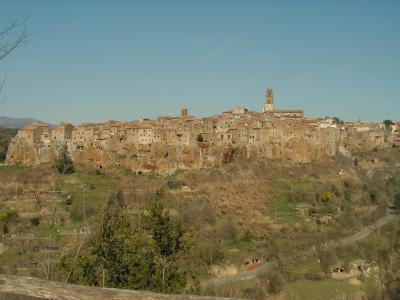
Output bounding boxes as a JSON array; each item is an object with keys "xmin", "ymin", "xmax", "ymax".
[{"xmin": 283, "ymin": 279, "xmax": 363, "ymax": 300}]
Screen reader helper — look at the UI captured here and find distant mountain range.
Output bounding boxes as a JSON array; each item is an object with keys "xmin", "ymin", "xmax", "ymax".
[{"xmin": 0, "ymin": 116, "xmax": 55, "ymax": 129}]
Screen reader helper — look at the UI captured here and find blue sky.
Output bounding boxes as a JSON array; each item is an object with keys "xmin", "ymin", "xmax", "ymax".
[{"xmin": 0, "ymin": 1, "xmax": 399, "ymax": 124}]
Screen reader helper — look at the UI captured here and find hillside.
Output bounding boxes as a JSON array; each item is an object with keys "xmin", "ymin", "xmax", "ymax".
[
  {"xmin": 0, "ymin": 147, "xmax": 399, "ymax": 298},
  {"xmin": 0, "ymin": 116, "xmax": 54, "ymax": 129}
]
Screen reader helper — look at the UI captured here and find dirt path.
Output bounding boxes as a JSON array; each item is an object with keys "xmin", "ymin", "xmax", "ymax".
[{"xmin": 210, "ymin": 210, "xmax": 398, "ymax": 287}]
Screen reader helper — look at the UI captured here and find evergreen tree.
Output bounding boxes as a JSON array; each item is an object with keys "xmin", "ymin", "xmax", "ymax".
[
  {"xmin": 67, "ymin": 192, "xmax": 192, "ymax": 293},
  {"xmin": 70, "ymin": 198, "xmax": 158, "ymax": 289},
  {"xmin": 144, "ymin": 193, "xmax": 192, "ymax": 293},
  {"xmin": 383, "ymin": 119, "xmax": 395, "ymax": 131},
  {"xmin": 55, "ymin": 145, "xmax": 74, "ymax": 174}
]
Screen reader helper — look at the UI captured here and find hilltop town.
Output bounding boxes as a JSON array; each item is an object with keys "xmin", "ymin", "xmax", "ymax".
[{"xmin": 5, "ymin": 90, "xmax": 400, "ymax": 174}]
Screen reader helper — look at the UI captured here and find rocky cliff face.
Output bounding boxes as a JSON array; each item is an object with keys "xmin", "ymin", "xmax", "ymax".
[{"xmin": 5, "ymin": 119, "xmax": 391, "ymax": 175}]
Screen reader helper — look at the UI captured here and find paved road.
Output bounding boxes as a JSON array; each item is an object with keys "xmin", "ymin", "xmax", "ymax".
[
  {"xmin": 211, "ymin": 210, "xmax": 398, "ymax": 287},
  {"xmin": 337, "ymin": 212, "xmax": 396, "ymax": 247}
]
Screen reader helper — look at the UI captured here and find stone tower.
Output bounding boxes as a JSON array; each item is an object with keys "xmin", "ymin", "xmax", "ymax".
[
  {"xmin": 263, "ymin": 88, "xmax": 274, "ymax": 112},
  {"xmin": 180, "ymin": 107, "xmax": 188, "ymax": 117}
]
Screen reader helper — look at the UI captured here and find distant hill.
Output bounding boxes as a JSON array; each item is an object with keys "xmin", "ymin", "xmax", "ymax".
[{"xmin": 0, "ymin": 116, "xmax": 55, "ymax": 129}]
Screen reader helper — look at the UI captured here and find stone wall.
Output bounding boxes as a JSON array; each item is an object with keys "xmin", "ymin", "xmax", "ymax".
[{"xmin": 0, "ymin": 274, "xmax": 239, "ymax": 300}]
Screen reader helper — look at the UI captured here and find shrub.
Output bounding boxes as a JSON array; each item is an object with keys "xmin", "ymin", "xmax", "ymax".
[
  {"xmin": 308, "ymin": 208, "xmax": 317, "ymax": 215},
  {"xmin": 394, "ymin": 193, "xmax": 400, "ymax": 210},
  {"xmin": 166, "ymin": 180, "xmax": 184, "ymax": 189},
  {"xmin": 55, "ymin": 145, "xmax": 74, "ymax": 174},
  {"xmin": 318, "ymin": 249, "xmax": 337, "ymax": 275},
  {"xmin": 321, "ymin": 191, "xmax": 335, "ymax": 202},
  {"xmin": 64, "ymin": 195, "xmax": 73, "ymax": 205},
  {"xmin": 344, "ymin": 190, "xmax": 351, "ymax": 201},
  {"xmin": 182, "ymin": 205, "xmax": 201, "ymax": 226},
  {"xmin": 2, "ymin": 224, "xmax": 8, "ymax": 234},
  {"xmin": 201, "ymin": 203, "xmax": 216, "ymax": 225},
  {"xmin": 266, "ymin": 271, "xmax": 284, "ymax": 294},
  {"xmin": 343, "ymin": 180, "xmax": 351, "ymax": 189},
  {"xmin": 241, "ymin": 287, "xmax": 266, "ymax": 300},
  {"xmin": 305, "ymin": 272, "xmax": 324, "ymax": 281},
  {"xmin": 369, "ymin": 191, "xmax": 378, "ymax": 203},
  {"xmin": 0, "ymin": 210, "xmax": 18, "ymax": 223},
  {"xmin": 196, "ymin": 134, "xmax": 204, "ymax": 142},
  {"xmin": 388, "ymin": 176, "xmax": 396, "ymax": 185},
  {"xmin": 241, "ymin": 229, "xmax": 252, "ymax": 242},
  {"xmin": 69, "ymin": 199, "xmax": 95, "ymax": 221},
  {"xmin": 219, "ymin": 217, "xmax": 238, "ymax": 242},
  {"xmin": 30, "ymin": 217, "xmax": 40, "ymax": 226},
  {"xmin": 199, "ymin": 245, "xmax": 225, "ymax": 265}
]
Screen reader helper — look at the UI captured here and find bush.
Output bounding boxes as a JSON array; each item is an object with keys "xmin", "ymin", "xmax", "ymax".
[
  {"xmin": 69, "ymin": 199, "xmax": 95, "ymax": 221},
  {"xmin": 64, "ymin": 195, "xmax": 73, "ymax": 205},
  {"xmin": 55, "ymin": 145, "xmax": 74, "ymax": 174},
  {"xmin": 219, "ymin": 217, "xmax": 238, "ymax": 242},
  {"xmin": 196, "ymin": 134, "xmax": 204, "ymax": 142},
  {"xmin": 308, "ymin": 208, "xmax": 317, "ymax": 215},
  {"xmin": 369, "ymin": 191, "xmax": 378, "ymax": 203},
  {"xmin": 331, "ymin": 184, "xmax": 339, "ymax": 196},
  {"xmin": 266, "ymin": 271, "xmax": 284, "ymax": 294},
  {"xmin": 201, "ymin": 203, "xmax": 216, "ymax": 225},
  {"xmin": 344, "ymin": 190, "xmax": 351, "ymax": 201},
  {"xmin": 394, "ymin": 193, "xmax": 400, "ymax": 210},
  {"xmin": 2, "ymin": 223, "xmax": 8, "ymax": 234},
  {"xmin": 30, "ymin": 217, "xmax": 40, "ymax": 226},
  {"xmin": 305, "ymin": 272, "xmax": 324, "ymax": 281},
  {"xmin": 0, "ymin": 210, "xmax": 18, "ymax": 223},
  {"xmin": 241, "ymin": 287, "xmax": 266, "ymax": 300},
  {"xmin": 318, "ymin": 249, "xmax": 337, "ymax": 275},
  {"xmin": 241, "ymin": 229, "xmax": 252, "ymax": 242},
  {"xmin": 343, "ymin": 180, "xmax": 351, "ymax": 189},
  {"xmin": 321, "ymin": 191, "xmax": 335, "ymax": 202},
  {"xmin": 166, "ymin": 180, "xmax": 184, "ymax": 189},
  {"xmin": 199, "ymin": 244, "xmax": 225, "ymax": 265}
]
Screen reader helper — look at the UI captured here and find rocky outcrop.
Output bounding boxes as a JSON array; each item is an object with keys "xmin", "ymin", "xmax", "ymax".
[{"xmin": 5, "ymin": 116, "xmax": 392, "ymax": 175}]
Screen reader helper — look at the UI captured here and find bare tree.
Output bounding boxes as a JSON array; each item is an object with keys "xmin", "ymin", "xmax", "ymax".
[
  {"xmin": 0, "ymin": 18, "xmax": 29, "ymax": 62},
  {"xmin": 0, "ymin": 77, "xmax": 6, "ymax": 106},
  {"xmin": 0, "ymin": 18, "xmax": 29, "ymax": 105}
]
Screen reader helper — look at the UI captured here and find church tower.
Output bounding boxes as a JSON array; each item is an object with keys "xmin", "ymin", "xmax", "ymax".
[{"xmin": 263, "ymin": 88, "xmax": 274, "ymax": 112}]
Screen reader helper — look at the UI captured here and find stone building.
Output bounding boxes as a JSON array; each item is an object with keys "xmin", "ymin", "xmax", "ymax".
[
  {"xmin": 5, "ymin": 89, "xmax": 392, "ymax": 172},
  {"xmin": 16, "ymin": 123, "xmax": 49, "ymax": 145}
]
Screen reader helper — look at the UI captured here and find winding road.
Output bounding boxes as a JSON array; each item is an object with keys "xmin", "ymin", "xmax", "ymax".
[{"xmin": 211, "ymin": 210, "xmax": 398, "ymax": 287}]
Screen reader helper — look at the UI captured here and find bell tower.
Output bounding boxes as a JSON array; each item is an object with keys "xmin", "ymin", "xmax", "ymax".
[{"xmin": 263, "ymin": 88, "xmax": 274, "ymax": 112}]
